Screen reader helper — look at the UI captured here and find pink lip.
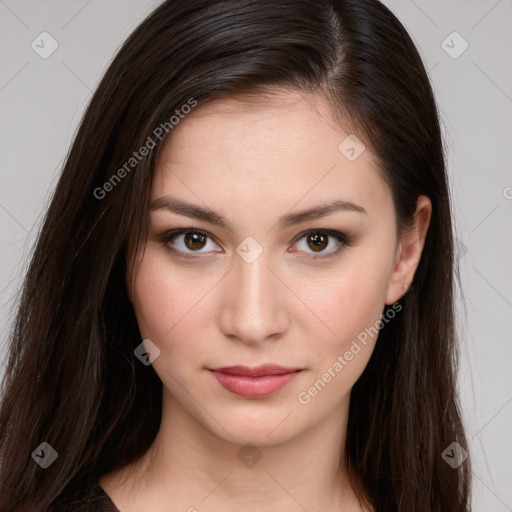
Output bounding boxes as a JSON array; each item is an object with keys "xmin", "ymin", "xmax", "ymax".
[{"xmin": 209, "ymin": 365, "xmax": 302, "ymax": 398}]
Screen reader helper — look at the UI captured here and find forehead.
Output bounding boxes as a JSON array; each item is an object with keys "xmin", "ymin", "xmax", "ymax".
[{"xmin": 151, "ymin": 90, "xmax": 392, "ymax": 221}]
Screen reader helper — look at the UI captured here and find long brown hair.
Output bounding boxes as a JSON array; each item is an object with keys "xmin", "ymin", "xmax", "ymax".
[{"xmin": 0, "ymin": 1, "xmax": 471, "ymax": 510}]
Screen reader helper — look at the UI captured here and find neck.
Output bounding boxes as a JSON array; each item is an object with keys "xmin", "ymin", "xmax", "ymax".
[{"xmin": 102, "ymin": 390, "xmax": 366, "ymax": 512}]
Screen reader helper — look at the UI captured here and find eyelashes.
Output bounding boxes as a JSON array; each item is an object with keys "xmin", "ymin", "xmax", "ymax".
[{"xmin": 159, "ymin": 228, "xmax": 352, "ymax": 260}]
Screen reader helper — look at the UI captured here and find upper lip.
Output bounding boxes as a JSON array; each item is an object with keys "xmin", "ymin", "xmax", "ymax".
[{"xmin": 209, "ymin": 364, "xmax": 302, "ymax": 377}]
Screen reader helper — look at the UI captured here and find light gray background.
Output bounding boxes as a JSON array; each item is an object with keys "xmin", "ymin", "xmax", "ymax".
[{"xmin": 0, "ymin": 1, "xmax": 511, "ymax": 509}]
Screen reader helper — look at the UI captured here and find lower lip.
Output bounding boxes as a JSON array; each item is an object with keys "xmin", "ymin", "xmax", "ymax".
[{"xmin": 209, "ymin": 370, "xmax": 300, "ymax": 398}]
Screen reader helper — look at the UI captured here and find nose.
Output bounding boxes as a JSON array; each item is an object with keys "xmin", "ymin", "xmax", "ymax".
[{"xmin": 218, "ymin": 249, "xmax": 290, "ymax": 345}]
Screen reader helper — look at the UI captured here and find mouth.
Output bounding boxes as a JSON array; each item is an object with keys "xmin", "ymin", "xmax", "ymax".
[{"xmin": 208, "ymin": 365, "xmax": 303, "ymax": 399}]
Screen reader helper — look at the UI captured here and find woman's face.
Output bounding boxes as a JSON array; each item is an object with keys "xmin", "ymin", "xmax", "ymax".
[{"xmin": 130, "ymin": 90, "xmax": 406, "ymax": 446}]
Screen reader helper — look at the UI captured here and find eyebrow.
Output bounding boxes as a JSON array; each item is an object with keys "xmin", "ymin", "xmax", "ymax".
[{"xmin": 149, "ymin": 196, "xmax": 367, "ymax": 229}]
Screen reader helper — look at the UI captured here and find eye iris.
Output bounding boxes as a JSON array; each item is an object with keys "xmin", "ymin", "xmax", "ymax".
[
  {"xmin": 185, "ymin": 232, "xmax": 206, "ymax": 250},
  {"xmin": 307, "ymin": 233, "xmax": 328, "ymax": 252}
]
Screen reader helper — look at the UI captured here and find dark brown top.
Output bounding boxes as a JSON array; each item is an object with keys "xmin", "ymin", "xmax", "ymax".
[
  {"xmin": 89, "ymin": 484, "xmax": 121, "ymax": 512},
  {"xmin": 51, "ymin": 482, "xmax": 120, "ymax": 512}
]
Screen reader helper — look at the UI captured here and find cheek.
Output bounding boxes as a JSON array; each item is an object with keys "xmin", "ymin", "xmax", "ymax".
[
  {"xmin": 294, "ymin": 270, "xmax": 388, "ymax": 413},
  {"xmin": 296, "ymin": 259, "xmax": 390, "ymax": 352},
  {"xmin": 131, "ymin": 249, "xmax": 212, "ymax": 360},
  {"xmin": 292, "ymin": 251, "xmax": 394, "ymax": 409}
]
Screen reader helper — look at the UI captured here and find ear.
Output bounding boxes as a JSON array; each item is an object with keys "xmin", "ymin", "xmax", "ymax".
[{"xmin": 385, "ymin": 195, "xmax": 432, "ymax": 305}]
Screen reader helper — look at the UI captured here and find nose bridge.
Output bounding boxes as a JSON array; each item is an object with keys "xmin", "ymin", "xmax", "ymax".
[
  {"xmin": 237, "ymin": 249, "xmax": 271, "ymax": 306},
  {"xmin": 219, "ymin": 245, "xmax": 288, "ymax": 343}
]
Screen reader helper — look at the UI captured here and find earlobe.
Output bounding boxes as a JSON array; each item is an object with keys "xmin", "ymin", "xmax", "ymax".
[{"xmin": 385, "ymin": 195, "xmax": 432, "ymax": 305}]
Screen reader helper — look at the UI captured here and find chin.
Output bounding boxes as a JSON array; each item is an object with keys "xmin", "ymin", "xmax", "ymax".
[{"xmin": 206, "ymin": 405, "xmax": 304, "ymax": 447}]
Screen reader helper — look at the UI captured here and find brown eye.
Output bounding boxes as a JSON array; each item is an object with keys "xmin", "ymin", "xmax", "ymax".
[
  {"xmin": 306, "ymin": 233, "xmax": 329, "ymax": 251},
  {"xmin": 160, "ymin": 229, "xmax": 220, "ymax": 256},
  {"xmin": 184, "ymin": 232, "xmax": 207, "ymax": 250},
  {"xmin": 292, "ymin": 230, "xmax": 349, "ymax": 258}
]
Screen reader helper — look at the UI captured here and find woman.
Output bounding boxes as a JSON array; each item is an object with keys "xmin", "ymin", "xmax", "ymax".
[{"xmin": 0, "ymin": 0, "xmax": 471, "ymax": 510}]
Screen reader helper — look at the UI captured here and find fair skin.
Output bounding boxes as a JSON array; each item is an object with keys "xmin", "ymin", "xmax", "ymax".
[{"xmin": 100, "ymin": 90, "xmax": 431, "ymax": 512}]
